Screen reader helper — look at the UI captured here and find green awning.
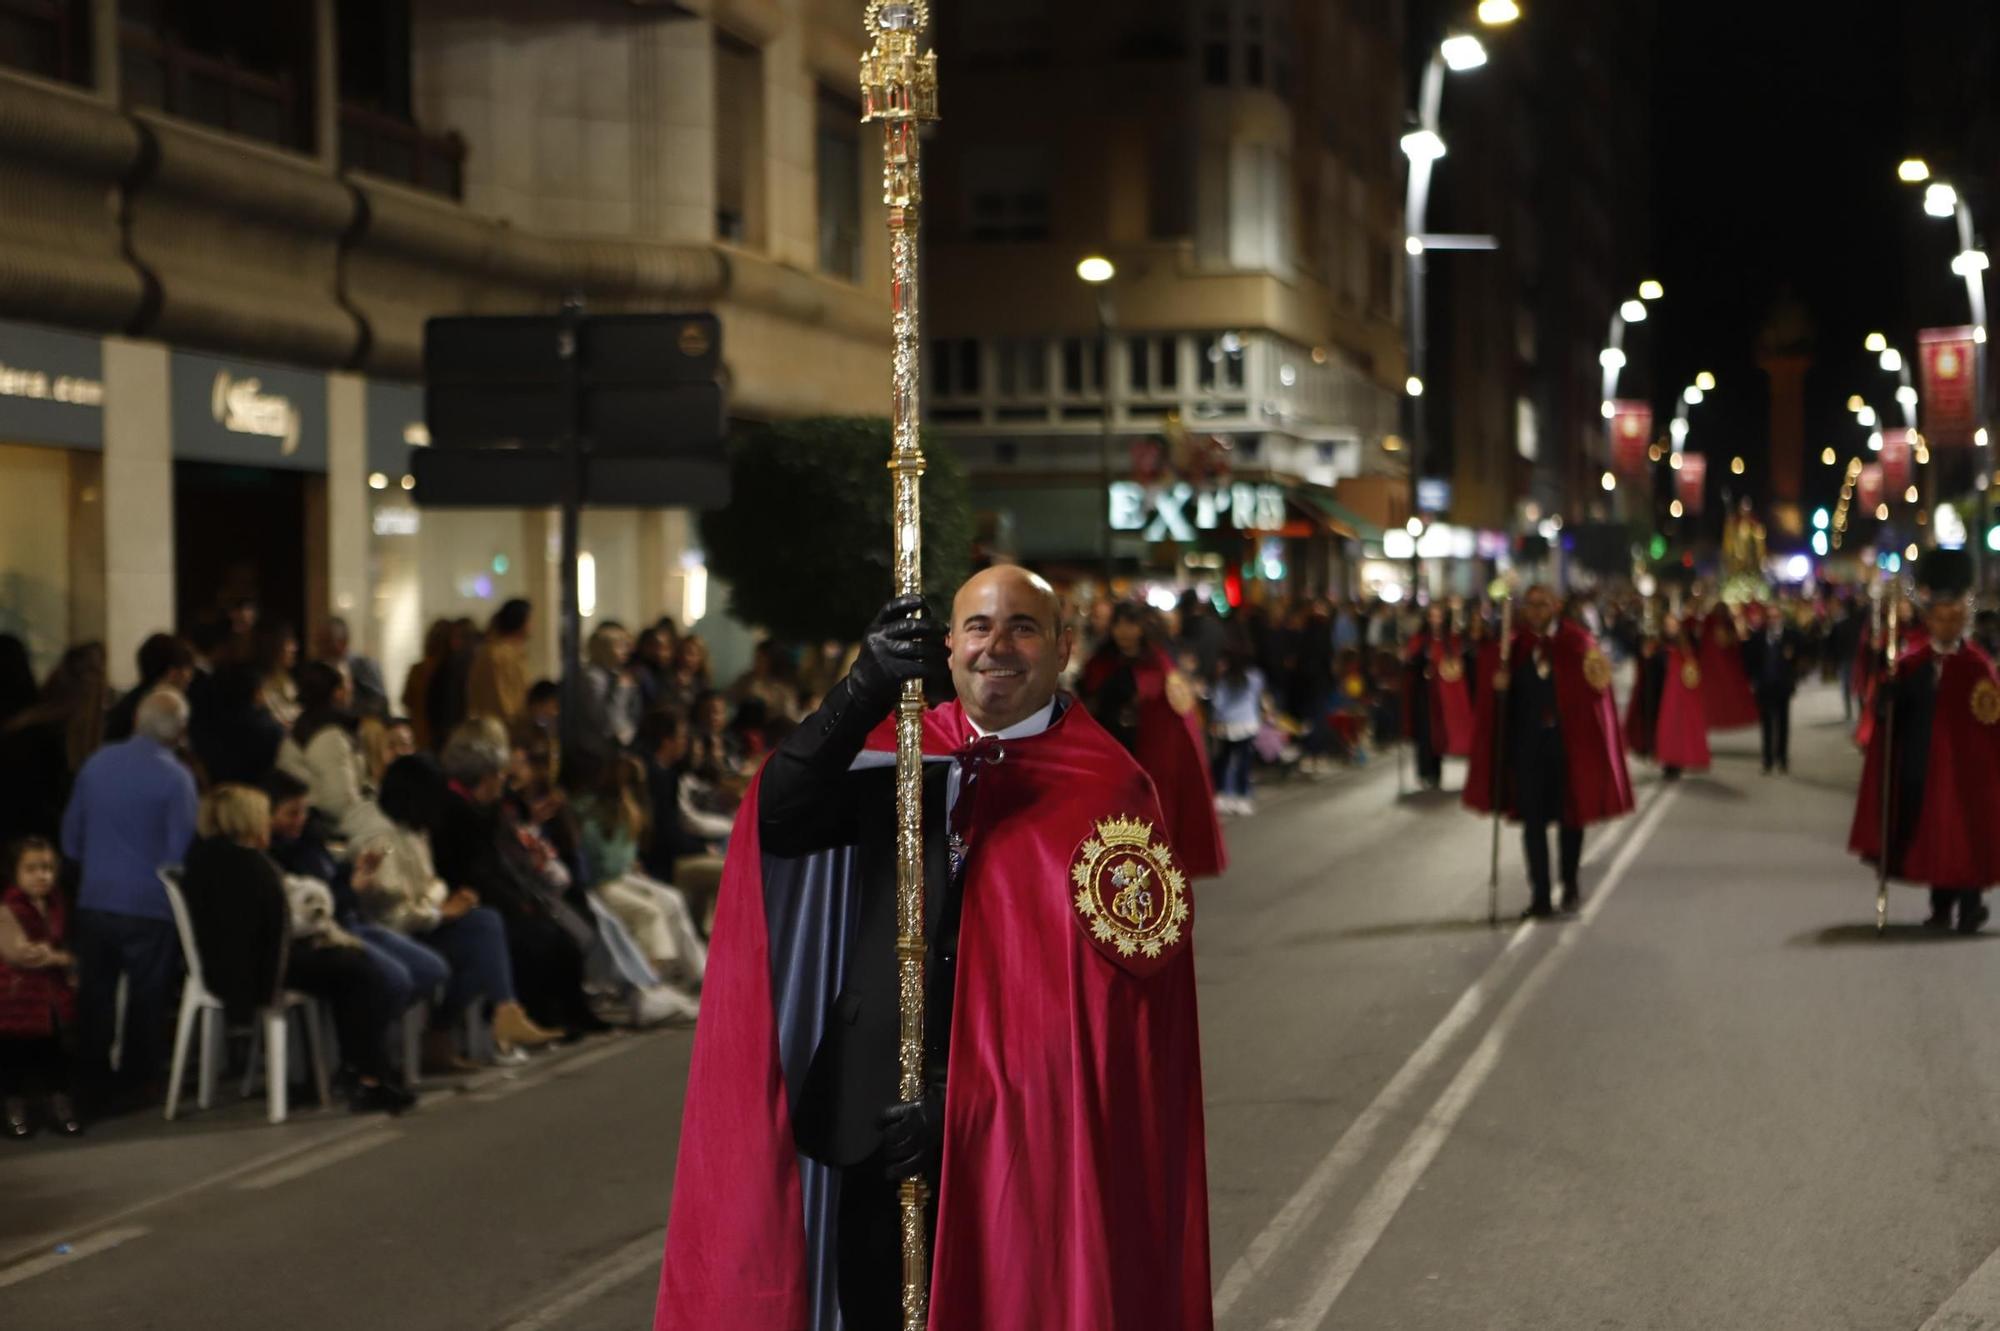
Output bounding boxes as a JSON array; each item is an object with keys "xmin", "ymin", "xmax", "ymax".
[{"xmin": 1294, "ymin": 490, "xmax": 1382, "ymax": 541}]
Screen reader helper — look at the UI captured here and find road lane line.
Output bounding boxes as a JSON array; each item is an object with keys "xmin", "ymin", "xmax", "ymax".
[
  {"xmin": 491, "ymin": 1231, "xmax": 665, "ymax": 1331},
  {"xmin": 468, "ymin": 1035, "xmax": 650, "ymax": 1101},
  {"xmin": 0, "ymin": 1225, "xmax": 149, "ymax": 1290},
  {"xmin": 1269, "ymin": 787, "xmax": 1679, "ymax": 1331},
  {"xmin": 232, "ymin": 1126, "xmax": 402, "ymax": 1190},
  {"xmin": 1212, "ymin": 787, "xmax": 1660, "ymax": 1319}
]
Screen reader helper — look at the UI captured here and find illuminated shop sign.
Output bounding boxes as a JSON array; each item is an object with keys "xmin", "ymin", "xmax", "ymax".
[
  {"xmin": 171, "ymin": 350, "xmax": 326, "ymax": 470},
  {"xmin": 211, "ymin": 373, "xmax": 301, "ymax": 455},
  {"xmin": 1108, "ymin": 480, "xmax": 1286, "ymax": 542}
]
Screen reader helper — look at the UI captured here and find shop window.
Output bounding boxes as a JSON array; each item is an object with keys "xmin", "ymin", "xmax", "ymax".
[{"xmin": 0, "ymin": 0, "xmax": 91, "ymax": 86}]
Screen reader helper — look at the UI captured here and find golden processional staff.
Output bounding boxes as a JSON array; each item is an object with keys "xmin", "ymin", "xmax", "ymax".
[{"xmin": 859, "ymin": 5, "xmax": 938, "ymax": 1328}]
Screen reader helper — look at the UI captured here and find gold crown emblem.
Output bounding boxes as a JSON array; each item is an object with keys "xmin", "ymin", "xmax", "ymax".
[{"xmin": 1070, "ymin": 815, "xmax": 1189, "ymax": 960}]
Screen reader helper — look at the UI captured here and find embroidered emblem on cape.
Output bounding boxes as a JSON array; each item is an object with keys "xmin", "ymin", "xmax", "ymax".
[
  {"xmin": 1071, "ymin": 815, "xmax": 1189, "ymax": 960},
  {"xmin": 1438, "ymin": 656, "xmax": 1464, "ymax": 684},
  {"xmin": 1681, "ymin": 660, "xmax": 1702, "ymax": 690},
  {"xmin": 1583, "ymin": 650, "xmax": 1612, "ymax": 692},
  {"xmin": 1974, "ymin": 679, "xmax": 2000, "ymax": 726},
  {"xmin": 1164, "ymin": 671, "xmax": 1197, "ymax": 717}
]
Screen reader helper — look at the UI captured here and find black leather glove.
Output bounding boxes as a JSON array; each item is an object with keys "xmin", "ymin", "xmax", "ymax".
[
  {"xmin": 877, "ymin": 1085, "xmax": 945, "ymax": 1181},
  {"xmin": 848, "ymin": 594, "xmax": 953, "ymax": 715}
]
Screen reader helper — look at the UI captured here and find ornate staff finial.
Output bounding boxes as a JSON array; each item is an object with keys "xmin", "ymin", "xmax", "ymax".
[{"xmin": 861, "ymin": 5, "xmax": 939, "ymax": 1329}]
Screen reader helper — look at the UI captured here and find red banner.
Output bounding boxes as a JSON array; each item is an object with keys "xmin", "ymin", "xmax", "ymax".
[
  {"xmin": 1676, "ymin": 453, "xmax": 1706, "ymax": 515},
  {"xmin": 1611, "ymin": 400, "xmax": 1653, "ymax": 475},
  {"xmin": 1879, "ymin": 428, "xmax": 1914, "ymax": 494},
  {"xmin": 1857, "ymin": 462, "xmax": 1884, "ymax": 512},
  {"xmin": 1918, "ymin": 326, "xmax": 1979, "ymax": 446}
]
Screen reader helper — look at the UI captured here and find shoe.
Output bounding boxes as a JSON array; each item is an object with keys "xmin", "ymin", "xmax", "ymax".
[
  {"xmin": 1924, "ymin": 911, "xmax": 1954, "ymax": 931},
  {"xmin": 45, "ymin": 1093, "xmax": 83, "ymax": 1136},
  {"xmin": 1238, "ymin": 799, "xmax": 1258, "ymax": 817},
  {"xmin": 1960, "ymin": 901, "xmax": 1991, "ymax": 935},
  {"xmin": 3, "ymin": 1096, "xmax": 33, "ymax": 1140},
  {"xmin": 420, "ymin": 1029, "xmax": 481, "ymax": 1076},
  {"xmin": 1519, "ymin": 902, "xmax": 1555, "ymax": 921},
  {"xmin": 631, "ymin": 986, "xmax": 700, "ymax": 1027},
  {"xmin": 1558, "ymin": 890, "xmax": 1581, "ymax": 914},
  {"xmin": 348, "ymin": 1080, "xmax": 417, "ymax": 1116},
  {"xmin": 491, "ymin": 1001, "xmax": 563, "ymax": 1052}
]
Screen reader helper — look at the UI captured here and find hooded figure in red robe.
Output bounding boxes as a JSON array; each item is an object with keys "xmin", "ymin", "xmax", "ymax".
[
  {"xmin": 1697, "ymin": 604, "xmax": 1760, "ymax": 731},
  {"xmin": 1465, "ymin": 585, "xmax": 1635, "ymax": 916},
  {"xmin": 1403, "ymin": 604, "xmax": 1474, "ymax": 788},
  {"xmin": 1079, "ymin": 603, "xmax": 1227, "ymax": 878},
  {"xmin": 1850, "ymin": 551, "xmax": 2000, "ymax": 933},
  {"xmin": 1638, "ymin": 615, "xmax": 1711, "ymax": 774},
  {"xmin": 656, "ymin": 568, "xmax": 1211, "ymax": 1331}
]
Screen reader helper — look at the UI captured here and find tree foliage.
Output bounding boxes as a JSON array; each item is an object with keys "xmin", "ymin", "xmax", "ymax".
[{"xmin": 699, "ymin": 417, "xmax": 973, "ymax": 643}]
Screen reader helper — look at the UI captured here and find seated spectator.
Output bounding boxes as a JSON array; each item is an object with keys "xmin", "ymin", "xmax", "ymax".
[
  {"xmin": 265, "ymin": 771, "xmax": 448, "ymax": 1055},
  {"xmin": 360, "ymin": 716, "xmax": 416, "ymax": 789},
  {"xmin": 62, "ymin": 690, "xmax": 197, "ymax": 1113},
  {"xmin": 316, "ymin": 617, "xmax": 388, "ymax": 719},
  {"xmin": 253, "ymin": 622, "xmax": 302, "ymax": 730},
  {"xmin": 0, "ymin": 837, "xmax": 82, "ymax": 1137},
  {"xmin": 190, "ymin": 662, "xmax": 285, "ymax": 787},
  {"xmin": 631, "ymin": 625, "xmax": 677, "ymax": 712},
  {"xmin": 276, "ymin": 662, "xmax": 370, "ymax": 835},
  {"xmin": 574, "ymin": 756, "xmax": 705, "ymax": 1006},
  {"xmin": 432, "ymin": 724, "xmax": 600, "ymax": 1038},
  {"xmin": 584, "ymin": 622, "xmax": 643, "ymax": 751},
  {"xmin": 182, "ymin": 785, "xmax": 413, "ymax": 1114},
  {"xmin": 0, "ymin": 643, "xmax": 109, "ymax": 845},
  {"xmin": 345, "ymin": 755, "xmax": 560, "ymax": 1063},
  {"xmin": 656, "ymin": 634, "xmax": 711, "ymax": 715},
  {"xmin": 730, "ymin": 640, "xmax": 802, "ymax": 724},
  {"xmin": 635, "ymin": 709, "xmax": 727, "ymax": 932},
  {"xmin": 105, "ymin": 633, "xmax": 196, "ymax": 744}
]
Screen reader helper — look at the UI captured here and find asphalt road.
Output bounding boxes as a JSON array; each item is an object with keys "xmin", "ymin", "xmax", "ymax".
[{"xmin": 10, "ymin": 680, "xmax": 2000, "ymax": 1330}]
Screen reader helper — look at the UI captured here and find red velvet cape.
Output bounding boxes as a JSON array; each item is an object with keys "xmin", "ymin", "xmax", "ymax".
[
  {"xmin": 1697, "ymin": 609, "xmax": 1759, "ymax": 731},
  {"xmin": 655, "ymin": 699, "xmax": 1213, "ymax": 1331},
  {"xmin": 1081, "ymin": 647, "xmax": 1227, "ymax": 877},
  {"xmin": 1654, "ymin": 644, "xmax": 1712, "ymax": 770},
  {"xmin": 1463, "ymin": 621, "xmax": 1635, "ymax": 826},
  {"xmin": 1403, "ymin": 632, "xmax": 1474, "ymax": 758},
  {"xmin": 1854, "ymin": 621, "xmax": 1928, "ymax": 752},
  {"xmin": 1849, "ymin": 643, "xmax": 2000, "ymax": 887}
]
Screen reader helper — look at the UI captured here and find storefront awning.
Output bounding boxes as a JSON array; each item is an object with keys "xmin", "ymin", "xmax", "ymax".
[{"xmin": 1293, "ymin": 490, "xmax": 1383, "ymax": 542}]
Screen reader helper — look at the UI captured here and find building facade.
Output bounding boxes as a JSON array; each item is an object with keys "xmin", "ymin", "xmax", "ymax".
[
  {"xmin": 924, "ymin": 0, "xmax": 1411, "ymax": 603},
  {"xmin": 0, "ymin": 0, "xmax": 889, "ymax": 688}
]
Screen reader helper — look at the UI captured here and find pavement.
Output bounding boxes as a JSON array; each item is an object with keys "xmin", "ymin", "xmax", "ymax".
[{"xmin": 10, "ymin": 679, "xmax": 2000, "ymax": 1329}]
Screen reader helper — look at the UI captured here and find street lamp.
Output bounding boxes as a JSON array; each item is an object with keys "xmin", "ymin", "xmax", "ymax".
[
  {"xmin": 1400, "ymin": 128, "xmax": 1447, "ymax": 163},
  {"xmin": 1476, "ymin": 0, "xmax": 1521, "ymax": 23},
  {"xmin": 1900, "ymin": 158, "xmax": 1932, "ymax": 183},
  {"xmin": 1638, "ymin": 279, "xmax": 1665, "ymax": 301},
  {"xmin": 1439, "ymin": 33, "xmax": 1488, "ymax": 71},
  {"xmin": 1078, "ymin": 255, "xmax": 1117, "ymax": 582}
]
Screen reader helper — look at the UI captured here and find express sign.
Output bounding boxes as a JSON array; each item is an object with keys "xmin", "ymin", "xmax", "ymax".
[{"xmin": 1108, "ymin": 481, "xmax": 1287, "ymax": 542}]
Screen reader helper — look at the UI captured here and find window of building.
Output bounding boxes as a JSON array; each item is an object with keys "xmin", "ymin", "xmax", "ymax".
[
  {"xmin": 995, "ymin": 339, "xmax": 1047, "ymax": 398},
  {"xmin": 816, "ymin": 90, "xmax": 863, "ymax": 281},
  {"xmin": 714, "ymin": 32, "xmax": 766, "ymax": 248},
  {"xmin": 958, "ymin": 0, "xmax": 1051, "ymax": 69},
  {"xmin": 1060, "ymin": 338, "xmax": 1103, "ymax": 397},
  {"xmin": 931, "ymin": 339, "xmax": 981, "ymax": 398},
  {"xmin": 334, "ymin": 0, "xmax": 461, "ymax": 197},
  {"xmin": 119, "ymin": 0, "xmax": 315, "ymax": 151},
  {"xmin": 1197, "ymin": 335, "xmax": 1246, "ymax": 392},
  {"xmin": 963, "ymin": 146, "xmax": 1049, "ymax": 242},
  {"xmin": 0, "ymin": 0, "xmax": 91, "ymax": 86}
]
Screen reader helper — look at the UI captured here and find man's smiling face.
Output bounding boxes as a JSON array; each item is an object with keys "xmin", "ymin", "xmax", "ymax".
[{"xmin": 948, "ymin": 566, "xmax": 1072, "ymax": 732}]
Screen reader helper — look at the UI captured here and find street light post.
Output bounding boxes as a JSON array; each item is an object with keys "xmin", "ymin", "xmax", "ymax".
[{"xmin": 1079, "ymin": 255, "xmax": 1117, "ymax": 588}]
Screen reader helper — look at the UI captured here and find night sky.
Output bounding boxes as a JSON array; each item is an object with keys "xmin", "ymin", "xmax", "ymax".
[{"xmin": 1648, "ymin": 0, "xmax": 1980, "ymax": 535}]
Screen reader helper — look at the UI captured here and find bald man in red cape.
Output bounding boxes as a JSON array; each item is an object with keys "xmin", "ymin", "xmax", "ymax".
[
  {"xmin": 1851, "ymin": 552, "xmax": 2000, "ymax": 932},
  {"xmin": 1465, "ymin": 586, "xmax": 1634, "ymax": 916},
  {"xmin": 656, "ymin": 566, "xmax": 1211, "ymax": 1331}
]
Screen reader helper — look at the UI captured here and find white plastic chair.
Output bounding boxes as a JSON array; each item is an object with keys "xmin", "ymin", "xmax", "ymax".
[{"xmin": 159, "ymin": 868, "xmax": 332, "ymax": 1124}]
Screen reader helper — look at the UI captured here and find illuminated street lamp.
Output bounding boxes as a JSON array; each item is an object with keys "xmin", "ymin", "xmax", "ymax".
[
  {"xmin": 1079, "ymin": 255, "xmax": 1119, "ymax": 578},
  {"xmin": 1899, "ymin": 158, "xmax": 1931, "ymax": 183},
  {"xmin": 1638, "ymin": 279, "xmax": 1665, "ymax": 301},
  {"xmin": 1400, "ymin": 128, "xmax": 1447, "ymax": 163},
  {"xmin": 1695, "ymin": 370, "xmax": 1716, "ymax": 392},
  {"xmin": 1075, "ymin": 255, "xmax": 1114, "ymax": 284},
  {"xmin": 1865, "ymin": 332, "xmax": 1888, "ymax": 352},
  {"xmin": 1439, "ymin": 34, "xmax": 1488, "ymax": 71},
  {"xmin": 1476, "ymin": 0, "xmax": 1521, "ymax": 23}
]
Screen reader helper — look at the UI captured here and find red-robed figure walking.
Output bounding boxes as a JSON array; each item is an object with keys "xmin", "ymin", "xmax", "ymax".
[
  {"xmin": 1697, "ymin": 602, "xmax": 1760, "ymax": 731},
  {"xmin": 1625, "ymin": 613, "xmax": 1709, "ymax": 776},
  {"xmin": 656, "ymin": 567, "xmax": 1211, "ymax": 1331},
  {"xmin": 1465, "ymin": 585, "xmax": 1635, "ymax": 916},
  {"xmin": 1403, "ymin": 603, "xmax": 1474, "ymax": 788},
  {"xmin": 1850, "ymin": 550, "xmax": 2000, "ymax": 933},
  {"xmin": 1078, "ymin": 603, "xmax": 1227, "ymax": 878}
]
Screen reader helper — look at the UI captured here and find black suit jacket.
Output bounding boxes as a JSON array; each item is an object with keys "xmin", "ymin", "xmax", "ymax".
[
  {"xmin": 759, "ymin": 676, "xmax": 955, "ymax": 1168},
  {"xmin": 1743, "ymin": 626, "xmax": 1802, "ymax": 698}
]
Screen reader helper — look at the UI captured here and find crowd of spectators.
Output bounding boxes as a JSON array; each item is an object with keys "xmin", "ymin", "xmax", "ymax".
[{"xmin": 0, "ymin": 595, "xmax": 789, "ymax": 1138}]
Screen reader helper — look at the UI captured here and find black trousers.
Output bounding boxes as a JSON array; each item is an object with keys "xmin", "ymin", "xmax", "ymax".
[
  {"xmin": 285, "ymin": 942, "xmax": 399, "ymax": 1084},
  {"xmin": 1523, "ymin": 823, "xmax": 1584, "ymax": 908},
  {"xmin": 837, "ymin": 1155, "xmax": 938, "ymax": 1329},
  {"xmin": 1416, "ymin": 740, "xmax": 1443, "ymax": 786},
  {"xmin": 1929, "ymin": 888, "xmax": 1987, "ymax": 925},
  {"xmin": 0, "ymin": 1031, "xmax": 76, "ymax": 1098},
  {"xmin": 1758, "ymin": 691, "xmax": 1792, "ymax": 770}
]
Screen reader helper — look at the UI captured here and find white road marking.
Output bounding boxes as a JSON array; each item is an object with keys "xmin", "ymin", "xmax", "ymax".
[
  {"xmin": 0, "ymin": 1225, "xmax": 149, "ymax": 1290},
  {"xmin": 491, "ymin": 1231, "xmax": 665, "ymax": 1331},
  {"xmin": 467, "ymin": 1035, "xmax": 650, "ymax": 1102},
  {"xmin": 1918, "ymin": 1240, "xmax": 2000, "ymax": 1330},
  {"xmin": 1213, "ymin": 786, "xmax": 1656, "ymax": 1317},
  {"xmin": 232, "ymin": 1126, "xmax": 402, "ymax": 1190},
  {"xmin": 1268, "ymin": 787, "xmax": 1680, "ymax": 1330}
]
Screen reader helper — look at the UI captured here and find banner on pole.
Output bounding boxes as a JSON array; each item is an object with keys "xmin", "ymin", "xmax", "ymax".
[
  {"xmin": 1918, "ymin": 326, "xmax": 1978, "ymax": 446},
  {"xmin": 1880, "ymin": 428, "xmax": 1914, "ymax": 494},
  {"xmin": 1857, "ymin": 462, "xmax": 1884, "ymax": 511},
  {"xmin": 1611, "ymin": 400, "xmax": 1653, "ymax": 475},
  {"xmin": 1676, "ymin": 453, "xmax": 1707, "ymax": 515}
]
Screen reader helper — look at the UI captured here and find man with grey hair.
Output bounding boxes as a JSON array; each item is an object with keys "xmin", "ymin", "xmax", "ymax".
[{"xmin": 62, "ymin": 687, "xmax": 200, "ymax": 1113}]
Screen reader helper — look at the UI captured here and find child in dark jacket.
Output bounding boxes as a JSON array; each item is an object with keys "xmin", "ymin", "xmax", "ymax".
[{"xmin": 0, "ymin": 836, "xmax": 82, "ymax": 1136}]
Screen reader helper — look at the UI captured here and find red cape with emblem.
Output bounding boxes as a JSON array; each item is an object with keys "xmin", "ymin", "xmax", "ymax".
[
  {"xmin": 1080, "ymin": 646, "xmax": 1227, "ymax": 877},
  {"xmin": 1403, "ymin": 631, "xmax": 1475, "ymax": 758},
  {"xmin": 654, "ymin": 698, "xmax": 1212, "ymax": 1331},
  {"xmin": 1849, "ymin": 642, "xmax": 2000, "ymax": 887},
  {"xmin": 1654, "ymin": 643, "xmax": 1712, "ymax": 770},
  {"xmin": 1697, "ymin": 607, "xmax": 1760, "ymax": 730},
  {"xmin": 1463, "ymin": 620, "xmax": 1635, "ymax": 826}
]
